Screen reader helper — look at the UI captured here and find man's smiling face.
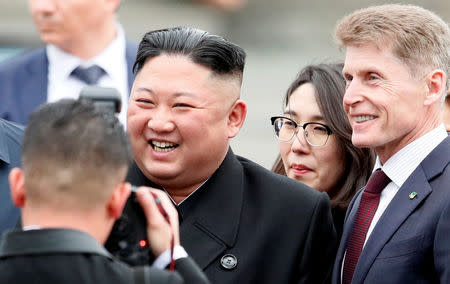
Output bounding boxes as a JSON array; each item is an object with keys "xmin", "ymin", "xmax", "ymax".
[{"xmin": 127, "ymin": 54, "xmax": 240, "ymax": 193}]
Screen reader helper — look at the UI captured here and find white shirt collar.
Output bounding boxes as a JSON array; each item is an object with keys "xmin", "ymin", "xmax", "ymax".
[
  {"xmin": 46, "ymin": 23, "xmax": 126, "ymax": 82},
  {"xmin": 46, "ymin": 45, "xmax": 80, "ymax": 84},
  {"xmin": 164, "ymin": 178, "xmax": 210, "ymax": 206},
  {"xmin": 23, "ymin": 225, "xmax": 41, "ymax": 231},
  {"xmin": 374, "ymin": 124, "xmax": 447, "ymax": 188}
]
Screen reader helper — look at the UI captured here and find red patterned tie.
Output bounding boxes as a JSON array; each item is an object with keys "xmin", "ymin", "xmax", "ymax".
[{"xmin": 342, "ymin": 169, "xmax": 391, "ymax": 284}]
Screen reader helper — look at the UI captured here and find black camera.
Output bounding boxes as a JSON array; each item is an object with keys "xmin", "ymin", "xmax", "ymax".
[{"xmin": 79, "ymin": 86, "xmax": 122, "ymax": 114}]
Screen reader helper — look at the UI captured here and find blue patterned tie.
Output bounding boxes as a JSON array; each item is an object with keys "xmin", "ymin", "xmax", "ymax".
[{"xmin": 70, "ymin": 65, "xmax": 106, "ymax": 85}]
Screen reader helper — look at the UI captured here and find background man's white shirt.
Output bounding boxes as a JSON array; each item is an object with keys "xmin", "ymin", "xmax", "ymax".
[{"xmin": 47, "ymin": 24, "xmax": 129, "ymax": 126}]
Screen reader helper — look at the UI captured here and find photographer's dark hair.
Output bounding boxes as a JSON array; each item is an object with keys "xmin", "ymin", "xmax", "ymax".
[
  {"xmin": 272, "ymin": 63, "xmax": 375, "ymax": 210},
  {"xmin": 22, "ymin": 99, "xmax": 132, "ymax": 207},
  {"xmin": 133, "ymin": 26, "xmax": 246, "ymax": 84}
]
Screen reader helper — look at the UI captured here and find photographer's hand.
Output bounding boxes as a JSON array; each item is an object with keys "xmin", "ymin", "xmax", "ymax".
[{"xmin": 135, "ymin": 187, "xmax": 180, "ymax": 257}]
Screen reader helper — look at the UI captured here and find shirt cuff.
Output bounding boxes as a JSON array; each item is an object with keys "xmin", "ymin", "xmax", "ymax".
[{"xmin": 152, "ymin": 245, "xmax": 188, "ymax": 269}]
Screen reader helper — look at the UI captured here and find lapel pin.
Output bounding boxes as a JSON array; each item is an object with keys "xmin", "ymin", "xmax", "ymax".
[{"xmin": 409, "ymin": 192, "xmax": 417, "ymax": 199}]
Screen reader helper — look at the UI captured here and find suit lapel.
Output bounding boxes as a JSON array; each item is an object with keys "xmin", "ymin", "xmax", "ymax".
[
  {"xmin": 352, "ymin": 136, "xmax": 450, "ymax": 283},
  {"xmin": 125, "ymin": 41, "xmax": 137, "ymax": 92},
  {"xmin": 352, "ymin": 168, "xmax": 432, "ymax": 283},
  {"xmin": 21, "ymin": 49, "xmax": 48, "ymax": 118},
  {"xmin": 179, "ymin": 149, "xmax": 243, "ymax": 269}
]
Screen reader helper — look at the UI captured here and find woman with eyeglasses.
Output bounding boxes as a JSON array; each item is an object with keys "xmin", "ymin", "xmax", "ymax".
[{"xmin": 271, "ymin": 63, "xmax": 375, "ymax": 239}]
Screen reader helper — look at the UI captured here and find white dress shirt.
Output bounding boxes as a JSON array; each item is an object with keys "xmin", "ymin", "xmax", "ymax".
[
  {"xmin": 165, "ymin": 178, "xmax": 209, "ymax": 206},
  {"xmin": 153, "ymin": 245, "xmax": 189, "ymax": 269},
  {"xmin": 46, "ymin": 24, "xmax": 129, "ymax": 127}
]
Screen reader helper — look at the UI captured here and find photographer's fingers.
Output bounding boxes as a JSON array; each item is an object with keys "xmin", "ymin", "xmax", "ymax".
[
  {"xmin": 148, "ymin": 189, "xmax": 180, "ymax": 246},
  {"xmin": 135, "ymin": 187, "xmax": 162, "ymax": 225},
  {"xmin": 136, "ymin": 187, "xmax": 172, "ymax": 256}
]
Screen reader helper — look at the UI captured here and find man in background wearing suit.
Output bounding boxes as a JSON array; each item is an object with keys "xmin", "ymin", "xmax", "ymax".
[
  {"xmin": 332, "ymin": 4, "xmax": 450, "ymax": 283},
  {"xmin": 0, "ymin": 99, "xmax": 210, "ymax": 284},
  {"xmin": 106, "ymin": 26, "xmax": 337, "ymax": 284},
  {"xmin": 0, "ymin": 0, "xmax": 137, "ymax": 126},
  {"xmin": 0, "ymin": 119, "xmax": 23, "ymax": 237}
]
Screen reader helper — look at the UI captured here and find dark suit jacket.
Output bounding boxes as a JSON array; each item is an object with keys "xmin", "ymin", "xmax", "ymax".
[
  {"xmin": 332, "ymin": 136, "xmax": 450, "ymax": 284},
  {"xmin": 0, "ymin": 228, "xmax": 210, "ymax": 284},
  {"xmin": 0, "ymin": 119, "xmax": 23, "ymax": 236},
  {"xmin": 0, "ymin": 41, "xmax": 137, "ymax": 124},
  {"xmin": 331, "ymin": 206, "xmax": 346, "ymax": 244},
  {"xmin": 106, "ymin": 149, "xmax": 337, "ymax": 284}
]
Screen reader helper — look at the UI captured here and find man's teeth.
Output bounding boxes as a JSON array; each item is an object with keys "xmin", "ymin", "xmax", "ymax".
[
  {"xmin": 354, "ymin": 115, "xmax": 375, "ymax": 122},
  {"xmin": 151, "ymin": 141, "xmax": 177, "ymax": 152},
  {"xmin": 153, "ymin": 141, "xmax": 175, "ymax": 148}
]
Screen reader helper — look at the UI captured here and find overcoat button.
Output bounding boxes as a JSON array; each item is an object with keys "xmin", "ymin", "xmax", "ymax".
[{"xmin": 220, "ymin": 254, "xmax": 237, "ymax": 270}]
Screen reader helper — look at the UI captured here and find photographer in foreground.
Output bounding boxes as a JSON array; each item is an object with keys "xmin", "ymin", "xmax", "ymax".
[{"xmin": 0, "ymin": 99, "xmax": 209, "ymax": 284}]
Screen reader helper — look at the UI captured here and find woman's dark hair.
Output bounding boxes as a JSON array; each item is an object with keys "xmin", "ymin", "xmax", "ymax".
[{"xmin": 272, "ymin": 63, "xmax": 375, "ymax": 210}]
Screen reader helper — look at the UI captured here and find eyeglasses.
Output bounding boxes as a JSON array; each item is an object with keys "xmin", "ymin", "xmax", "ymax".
[{"xmin": 270, "ymin": 116, "xmax": 332, "ymax": 147}]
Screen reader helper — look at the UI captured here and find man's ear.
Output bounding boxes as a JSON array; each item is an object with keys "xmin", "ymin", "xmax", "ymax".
[
  {"xmin": 9, "ymin": 168, "xmax": 25, "ymax": 208},
  {"xmin": 107, "ymin": 182, "xmax": 131, "ymax": 220},
  {"xmin": 424, "ymin": 69, "xmax": 446, "ymax": 106},
  {"xmin": 227, "ymin": 99, "xmax": 247, "ymax": 138}
]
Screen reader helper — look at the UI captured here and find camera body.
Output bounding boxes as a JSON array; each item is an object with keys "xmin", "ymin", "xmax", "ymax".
[
  {"xmin": 105, "ymin": 192, "xmax": 154, "ymax": 265},
  {"xmin": 79, "ymin": 86, "xmax": 122, "ymax": 114}
]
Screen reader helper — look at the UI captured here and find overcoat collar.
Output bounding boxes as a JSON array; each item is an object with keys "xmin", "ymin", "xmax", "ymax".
[
  {"xmin": 126, "ymin": 148, "xmax": 244, "ymax": 269},
  {"xmin": 178, "ymin": 149, "xmax": 244, "ymax": 269}
]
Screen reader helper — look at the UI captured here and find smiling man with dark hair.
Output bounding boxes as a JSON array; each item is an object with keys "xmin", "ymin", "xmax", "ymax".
[{"xmin": 106, "ymin": 26, "xmax": 337, "ymax": 284}]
